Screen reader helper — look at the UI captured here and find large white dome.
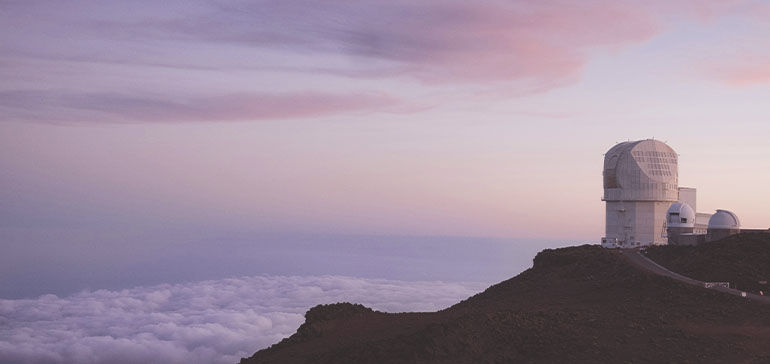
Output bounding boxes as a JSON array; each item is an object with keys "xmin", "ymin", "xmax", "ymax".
[
  {"xmin": 708, "ymin": 209, "xmax": 740, "ymax": 229},
  {"xmin": 603, "ymin": 139, "xmax": 678, "ymax": 202},
  {"xmin": 667, "ymin": 202, "xmax": 696, "ymax": 228}
]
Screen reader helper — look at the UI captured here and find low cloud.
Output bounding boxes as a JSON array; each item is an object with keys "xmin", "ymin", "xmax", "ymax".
[{"xmin": 0, "ymin": 275, "xmax": 485, "ymax": 364}]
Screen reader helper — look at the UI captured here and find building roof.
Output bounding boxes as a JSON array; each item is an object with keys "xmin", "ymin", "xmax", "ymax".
[
  {"xmin": 603, "ymin": 139, "xmax": 678, "ymax": 202},
  {"xmin": 667, "ymin": 202, "xmax": 696, "ymax": 228},
  {"xmin": 708, "ymin": 209, "xmax": 740, "ymax": 230}
]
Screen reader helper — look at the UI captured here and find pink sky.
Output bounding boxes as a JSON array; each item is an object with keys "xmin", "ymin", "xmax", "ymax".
[{"xmin": 2, "ymin": 0, "xmax": 770, "ymax": 241}]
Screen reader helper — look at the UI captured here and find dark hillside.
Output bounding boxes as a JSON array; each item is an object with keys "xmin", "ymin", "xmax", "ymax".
[
  {"xmin": 241, "ymin": 243, "xmax": 770, "ymax": 364},
  {"xmin": 645, "ymin": 233, "xmax": 770, "ymax": 294}
]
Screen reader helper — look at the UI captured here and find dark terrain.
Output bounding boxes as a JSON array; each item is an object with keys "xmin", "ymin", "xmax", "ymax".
[
  {"xmin": 241, "ymin": 238, "xmax": 770, "ymax": 364},
  {"xmin": 645, "ymin": 233, "xmax": 770, "ymax": 294}
]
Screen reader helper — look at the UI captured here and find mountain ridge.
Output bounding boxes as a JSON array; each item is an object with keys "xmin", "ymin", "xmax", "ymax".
[{"xmin": 240, "ymin": 238, "xmax": 770, "ymax": 364}]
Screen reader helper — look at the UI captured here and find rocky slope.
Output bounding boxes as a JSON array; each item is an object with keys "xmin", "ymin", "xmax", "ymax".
[
  {"xmin": 240, "ymin": 243, "xmax": 770, "ymax": 364},
  {"xmin": 645, "ymin": 233, "xmax": 770, "ymax": 294}
]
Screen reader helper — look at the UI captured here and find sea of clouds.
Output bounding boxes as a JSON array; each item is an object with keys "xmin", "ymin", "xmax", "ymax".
[{"xmin": 0, "ymin": 275, "xmax": 486, "ymax": 364}]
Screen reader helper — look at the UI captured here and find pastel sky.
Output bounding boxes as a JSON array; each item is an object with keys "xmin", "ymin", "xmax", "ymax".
[
  {"xmin": 2, "ymin": 0, "xmax": 770, "ymax": 250},
  {"xmin": 3, "ymin": 2, "xmax": 770, "ymax": 361}
]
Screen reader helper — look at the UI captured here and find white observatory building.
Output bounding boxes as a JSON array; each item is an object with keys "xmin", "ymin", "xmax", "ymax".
[
  {"xmin": 706, "ymin": 209, "xmax": 741, "ymax": 242},
  {"xmin": 666, "ymin": 202, "xmax": 696, "ymax": 245},
  {"xmin": 601, "ymin": 139, "xmax": 679, "ymax": 248},
  {"xmin": 601, "ymin": 139, "xmax": 763, "ymax": 248}
]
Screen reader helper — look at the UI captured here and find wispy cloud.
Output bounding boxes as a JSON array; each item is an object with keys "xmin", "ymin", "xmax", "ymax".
[
  {"xmin": 710, "ymin": 59, "xmax": 770, "ymax": 86},
  {"xmin": 9, "ymin": 0, "xmax": 658, "ymax": 84},
  {"xmin": 0, "ymin": 275, "xmax": 485, "ymax": 364},
  {"xmin": 0, "ymin": 0, "xmax": 754, "ymax": 124},
  {"xmin": 681, "ymin": 1, "xmax": 770, "ymax": 86},
  {"xmin": 0, "ymin": 90, "xmax": 401, "ymax": 124}
]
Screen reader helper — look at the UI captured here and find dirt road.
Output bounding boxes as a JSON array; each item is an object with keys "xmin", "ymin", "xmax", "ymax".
[{"xmin": 620, "ymin": 248, "xmax": 770, "ymax": 304}]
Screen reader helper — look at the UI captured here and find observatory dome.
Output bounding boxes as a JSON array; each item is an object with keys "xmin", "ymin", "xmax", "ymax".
[
  {"xmin": 708, "ymin": 210, "xmax": 740, "ymax": 230},
  {"xmin": 603, "ymin": 139, "xmax": 678, "ymax": 202},
  {"xmin": 667, "ymin": 202, "xmax": 695, "ymax": 228}
]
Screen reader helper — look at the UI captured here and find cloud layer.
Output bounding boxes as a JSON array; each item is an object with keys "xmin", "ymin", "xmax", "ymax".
[
  {"xmin": 0, "ymin": 0, "xmax": 675, "ymax": 123},
  {"xmin": 3, "ymin": 0, "xmax": 766, "ymax": 124},
  {"xmin": 2, "ymin": 0, "xmax": 660, "ymax": 83},
  {"xmin": 0, "ymin": 275, "xmax": 485, "ymax": 364},
  {"xmin": 149, "ymin": 0, "xmax": 658, "ymax": 84}
]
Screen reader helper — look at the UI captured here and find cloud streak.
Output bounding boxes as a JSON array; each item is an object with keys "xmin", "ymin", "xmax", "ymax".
[
  {"xmin": 0, "ymin": 90, "xmax": 401, "ymax": 124},
  {"xmin": 676, "ymin": 1, "xmax": 770, "ymax": 86},
  {"xmin": 7, "ymin": 0, "xmax": 659, "ymax": 84},
  {"xmin": 0, "ymin": 275, "xmax": 485, "ymax": 364},
  {"xmin": 0, "ymin": 0, "xmax": 665, "ymax": 124},
  {"xmin": 710, "ymin": 59, "xmax": 770, "ymax": 86},
  {"xmin": 0, "ymin": 0, "xmax": 756, "ymax": 124}
]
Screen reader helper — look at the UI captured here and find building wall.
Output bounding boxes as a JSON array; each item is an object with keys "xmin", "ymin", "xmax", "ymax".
[
  {"xmin": 605, "ymin": 200, "xmax": 672, "ymax": 247},
  {"xmin": 678, "ymin": 187, "xmax": 697, "ymax": 212},
  {"xmin": 678, "ymin": 233, "xmax": 705, "ymax": 246},
  {"xmin": 740, "ymin": 229, "xmax": 770, "ymax": 234},
  {"xmin": 706, "ymin": 228, "xmax": 740, "ymax": 243},
  {"xmin": 694, "ymin": 213, "xmax": 712, "ymax": 235},
  {"xmin": 667, "ymin": 226, "xmax": 695, "ymax": 245}
]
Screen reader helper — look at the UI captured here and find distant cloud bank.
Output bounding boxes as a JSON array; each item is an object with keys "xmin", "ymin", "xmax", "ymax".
[{"xmin": 0, "ymin": 275, "xmax": 485, "ymax": 364}]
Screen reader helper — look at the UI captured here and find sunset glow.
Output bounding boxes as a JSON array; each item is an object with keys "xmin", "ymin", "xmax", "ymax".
[{"xmin": 2, "ymin": 1, "xmax": 770, "ymax": 362}]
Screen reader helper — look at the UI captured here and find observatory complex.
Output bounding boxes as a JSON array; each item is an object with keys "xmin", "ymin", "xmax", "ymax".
[{"xmin": 601, "ymin": 139, "xmax": 760, "ymax": 249}]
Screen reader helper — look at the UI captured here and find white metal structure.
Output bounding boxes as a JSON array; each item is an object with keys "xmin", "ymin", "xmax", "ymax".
[
  {"xmin": 666, "ymin": 202, "xmax": 697, "ymax": 245},
  {"xmin": 706, "ymin": 210, "xmax": 741, "ymax": 243},
  {"xmin": 601, "ymin": 139, "xmax": 678, "ymax": 248},
  {"xmin": 678, "ymin": 187, "xmax": 697, "ymax": 212},
  {"xmin": 667, "ymin": 202, "xmax": 696, "ymax": 228},
  {"xmin": 708, "ymin": 209, "xmax": 741, "ymax": 229},
  {"xmin": 705, "ymin": 209, "xmax": 741, "ymax": 242}
]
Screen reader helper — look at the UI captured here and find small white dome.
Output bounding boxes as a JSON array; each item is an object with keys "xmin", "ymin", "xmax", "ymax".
[
  {"xmin": 708, "ymin": 209, "xmax": 740, "ymax": 229},
  {"xmin": 667, "ymin": 202, "xmax": 696, "ymax": 227}
]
